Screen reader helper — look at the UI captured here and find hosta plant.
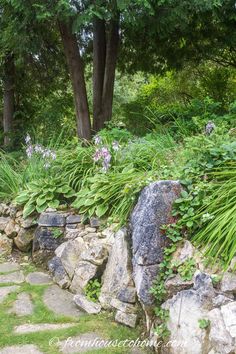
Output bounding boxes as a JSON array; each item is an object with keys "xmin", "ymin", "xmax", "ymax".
[{"xmin": 15, "ymin": 176, "xmax": 76, "ymax": 218}]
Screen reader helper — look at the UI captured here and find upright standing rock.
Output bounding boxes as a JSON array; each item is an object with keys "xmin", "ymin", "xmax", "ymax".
[
  {"xmin": 99, "ymin": 228, "xmax": 135, "ymax": 309},
  {"xmin": 130, "ymin": 180, "xmax": 182, "ymax": 327}
]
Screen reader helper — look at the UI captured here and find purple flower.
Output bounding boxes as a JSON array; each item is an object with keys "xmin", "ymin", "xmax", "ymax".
[
  {"xmin": 112, "ymin": 141, "xmax": 120, "ymax": 151},
  {"xmin": 25, "ymin": 134, "xmax": 31, "ymax": 144},
  {"xmin": 93, "ymin": 149, "xmax": 102, "ymax": 162},
  {"xmin": 34, "ymin": 144, "xmax": 43, "ymax": 153},
  {"xmin": 94, "ymin": 135, "xmax": 102, "ymax": 145},
  {"xmin": 26, "ymin": 145, "xmax": 33, "ymax": 158}
]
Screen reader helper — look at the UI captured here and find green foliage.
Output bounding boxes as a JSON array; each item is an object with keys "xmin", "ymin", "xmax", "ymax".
[
  {"xmin": 85, "ymin": 279, "xmax": 101, "ymax": 303},
  {"xmin": 0, "ymin": 152, "xmax": 22, "ymax": 201},
  {"xmin": 177, "ymin": 258, "xmax": 196, "ymax": 281},
  {"xmin": 198, "ymin": 319, "xmax": 211, "ymax": 330},
  {"xmin": 15, "ymin": 176, "xmax": 75, "ymax": 218},
  {"xmin": 56, "ymin": 144, "xmax": 96, "ymax": 192},
  {"xmin": 193, "ymin": 162, "xmax": 236, "ymax": 268},
  {"xmin": 72, "ymin": 168, "xmax": 156, "ymax": 226},
  {"xmin": 51, "ymin": 228, "xmax": 64, "ymax": 239}
]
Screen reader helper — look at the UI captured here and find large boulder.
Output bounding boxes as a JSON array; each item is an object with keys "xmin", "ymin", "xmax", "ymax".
[
  {"xmin": 99, "ymin": 228, "xmax": 135, "ymax": 309},
  {"xmin": 130, "ymin": 180, "xmax": 182, "ymax": 315}
]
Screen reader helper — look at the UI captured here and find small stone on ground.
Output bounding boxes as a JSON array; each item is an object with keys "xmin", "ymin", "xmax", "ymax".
[
  {"xmin": 0, "ymin": 262, "xmax": 20, "ymax": 273},
  {"xmin": 0, "ymin": 271, "xmax": 24, "ymax": 284},
  {"xmin": 26, "ymin": 272, "xmax": 52, "ymax": 285},
  {"xmin": 14, "ymin": 323, "xmax": 77, "ymax": 334},
  {"xmin": 0, "ymin": 286, "xmax": 20, "ymax": 303},
  {"xmin": 58, "ymin": 332, "xmax": 106, "ymax": 354},
  {"xmin": 0, "ymin": 344, "xmax": 43, "ymax": 354},
  {"xmin": 43, "ymin": 284, "xmax": 83, "ymax": 318},
  {"xmin": 10, "ymin": 292, "xmax": 34, "ymax": 316}
]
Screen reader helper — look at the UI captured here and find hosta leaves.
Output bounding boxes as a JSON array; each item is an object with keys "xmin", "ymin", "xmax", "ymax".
[
  {"xmin": 23, "ymin": 202, "xmax": 36, "ymax": 218},
  {"xmin": 96, "ymin": 204, "xmax": 109, "ymax": 217}
]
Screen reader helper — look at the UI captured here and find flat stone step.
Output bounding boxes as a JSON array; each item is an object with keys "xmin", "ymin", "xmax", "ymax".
[
  {"xmin": 0, "ymin": 271, "xmax": 24, "ymax": 284},
  {"xmin": 58, "ymin": 332, "xmax": 106, "ymax": 354},
  {"xmin": 26, "ymin": 272, "xmax": 52, "ymax": 285},
  {"xmin": 0, "ymin": 286, "xmax": 20, "ymax": 303},
  {"xmin": 43, "ymin": 285, "xmax": 84, "ymax": 318},
  {"xmin": 0, "ymin": 262, "xmax": 20, "ymax": 273},
  {"xmin": 10, "ymin": 292, "xmax": 34, "ymax": 316},
  {"xmin": 0, "ymin": 344, "xmax": 43, "ymax": 354},
  {"xmin": 14, "ymin": 323, "xmax": 77, "ymax": 334}
]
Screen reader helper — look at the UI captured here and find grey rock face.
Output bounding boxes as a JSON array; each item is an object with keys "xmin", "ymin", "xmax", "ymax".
[
  {"xmin": 48, "ymin": 256, "xmax": 71, "ymax": 289},
  {"xmin": 165, "ymin": 274, "xmax": 194, "ymax": 298},
  {"xmin": 34, "ymin": 226, "xmax": 64, "ymax": 251},
  {"xmin": 70, "ymin": 261, "xmax": 98, "ymax": 293},
  {"xmin": 66, "ymin": 214, "xmax": 82, "ymax": 224},
  {"xmin": 208, "ymin": 308, "xmax": 234, "ymax": 354},
  {"xmin": 38, "ymin": 212, "xmax": 66, "ymax": 227},
  {"xmin": 90, "ymin": 217, "xmax": 100, "ymax": 227},
  {"xmin": 99, "ymin": 228, "xmax": 134, "ymax": 309},
  {"xmin": 130, "ymin": 180, "xmax": 182, "ymax": 307},
  {"xmin": 117, "ymin": 286, "xmax": 136, "ymax": 304},
  {"xmin": 73, "ymin": 294, "xmax": 101, "ymax": 314},
  {"xmin": 115, "ymin": 310, "xmax": 137, "ymax": 328},
  {"xmin": 221, "ymin": 272, "xmax": 236, "ymax": 294}
]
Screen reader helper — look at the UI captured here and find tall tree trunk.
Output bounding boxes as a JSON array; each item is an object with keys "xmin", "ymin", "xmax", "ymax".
[
  {"xmin": 101, "ymin": 17, "xmax": 119, "ymax": 127},
  {"xmin": 92, "ymin": 17, "xmax": 106, "ymax": 133},
  {"xmin": 58, "ymin": 20, "xmax": 91, "ymax": 140},
  {"xmin": 3, "ymin": 53, "xmax": 15, "ymax": 148},
  {"xmin": 92, "ymin": 14, "xmax": 120, "ymax": 133}
]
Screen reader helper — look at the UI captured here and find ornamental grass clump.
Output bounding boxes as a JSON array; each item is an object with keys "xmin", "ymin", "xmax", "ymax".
[{"xmin": 193, "ymin": 162, "xmax": 236, "ymax": 268}]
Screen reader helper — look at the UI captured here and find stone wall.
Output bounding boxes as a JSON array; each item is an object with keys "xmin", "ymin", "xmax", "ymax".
[{"xmin": 1, "ymin": 176, "xmax": 235, "ymax": 354}]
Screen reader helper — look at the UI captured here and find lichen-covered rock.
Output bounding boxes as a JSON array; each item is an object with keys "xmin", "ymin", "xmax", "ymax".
[
  {"xmin": 55, "ymin": 238, "xmax": 86, "ymax": 279},
  {"xmin": 99, "ymin": 228, "xmax": 134, "ymax": 309},
  {"xmin": 5, "ymin": 220, "xmax": 20, "ymax": 238},
  {"xmin": 110, "ymin": 298, "xmax": 137, "ymax": 314},
  {"xmin": 117, "ymin": 286, "xmax": 136, "ymax": 304},
  {"xmin": 208, "ymin": 308, "xmax": 234, "ymax": 354},
  {"xmin": 80, "ymin": 244, "xmax": 108, "ymax": 266},
  {"xmin": 48, "ymin": 257, "xmax": 71, "ymax": 289},
  {"xmin": 115, "ymin": 310, "xmax": 137, "ymax": 328},
  {"xmin": 130, "ymin": 180, "xmax": 182, "ymax": 328},
  {"xmin": 0, "ymin": 233, "xmax": 13, "ymax": 256},
  {"xmin": 0, "ymin": 217, "xmax": 10, "ymax": 231},
  {"xmin": 70, "ymin": 261, "xmax": 98, "ymax": 293},
  {"xmin": 14, "ymin": 228, "xmax": 34, "ymax": 252},
  {"xmin": 221, "ymin": 272, "xmax": 236, "ymax": 294},
  {"xmin": 221, "ymin": 302, "xmax": 236, "ymax": 338},
  {"xmin": 161, "ymin": 273, "xmax": 217, "ymax": 354},
  {"xmin": 165, "ymin": 274, "xmax": 194, "ymax": 298},
  {"xmin": 74, "ymin": 294, "xmax": 101, "ymax": 314}
]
